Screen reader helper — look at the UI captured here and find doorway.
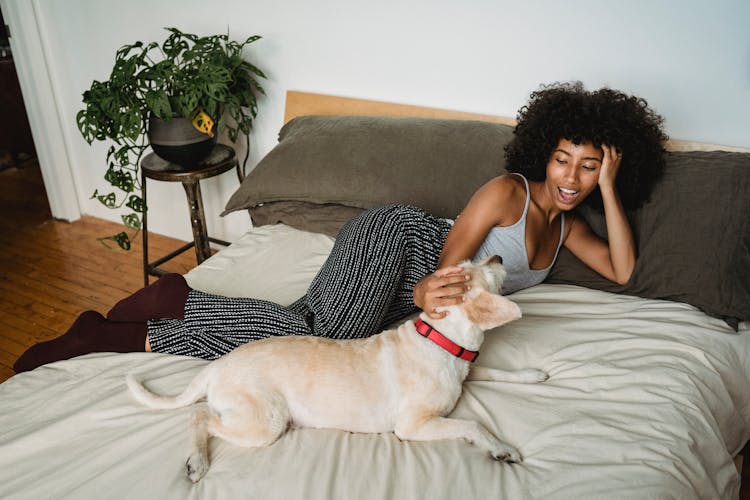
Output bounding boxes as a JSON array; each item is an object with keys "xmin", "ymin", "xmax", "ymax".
[
  {"xmin": 0, "ymin": 11, "xmax": 37, "ymax": 173},
  {"xmin": 0, "ymin": 0, "xmax": 81, "ymax": 222},
  {"xmin": 0, "ymin": 10, "xmax": 50, "ymax": 228},
  {"xmin": 0, "ymin": 9, "xmax": 49, "ymax": 225}
]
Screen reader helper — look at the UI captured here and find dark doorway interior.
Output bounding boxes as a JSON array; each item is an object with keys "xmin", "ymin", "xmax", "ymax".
[{"xmin": 0, "ymin": 9, "xmax": 36, "ymax": 171}]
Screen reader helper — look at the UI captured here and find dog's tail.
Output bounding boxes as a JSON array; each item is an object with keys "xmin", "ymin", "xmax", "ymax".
[{"xmin": 126, "ymin": 367, "xmax": 210, "ymax": 410}]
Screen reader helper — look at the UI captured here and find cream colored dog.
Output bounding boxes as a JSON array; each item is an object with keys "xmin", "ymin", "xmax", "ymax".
[{"xmin": 127, "ymin": 256, "xmax": 548, "ymax": 483}]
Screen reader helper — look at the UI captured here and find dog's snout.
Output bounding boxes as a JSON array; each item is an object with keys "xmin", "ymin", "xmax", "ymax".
[{"xmin": 490, "ymin": 255, "xmax": 503, "ymax": 265}]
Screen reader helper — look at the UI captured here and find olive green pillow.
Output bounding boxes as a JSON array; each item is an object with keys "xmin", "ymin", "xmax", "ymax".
[
  {"xmin": 547, "ymin": 150, "xmax": 750, "ymax": 328},
  {"xmin": 222, "ymin": 115, "xmax": 513, "ymax": 235}
]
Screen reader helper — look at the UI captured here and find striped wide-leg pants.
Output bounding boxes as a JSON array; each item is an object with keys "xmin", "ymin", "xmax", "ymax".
[{"xmin": 147, "ymin": 205, "xmax": 452, "ymax": 359}]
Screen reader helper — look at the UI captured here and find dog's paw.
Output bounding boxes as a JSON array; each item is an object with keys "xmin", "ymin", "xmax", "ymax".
[
  {"xmin": 490, "ymin": 446, "xmax": 522, "ymax": 464},
  {"xmin": 516, "ymin": 368, "xmax": 549, "ymax": 384},
  {"xmin": 186, "ymin": 452, "xmax": 208, "ymax": 483}
]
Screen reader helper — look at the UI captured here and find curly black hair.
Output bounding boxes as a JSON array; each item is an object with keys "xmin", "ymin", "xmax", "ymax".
[{"xmin": 504, "ymin": 81, "xmax": 668, "ymax": 211}]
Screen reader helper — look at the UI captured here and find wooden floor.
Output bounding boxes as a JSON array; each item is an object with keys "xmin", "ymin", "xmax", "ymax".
[
  {"xmin": 1, "ymin": 159, "xmax": 749, "ymax": 498},
  {"xmin": 0, "ymin": 160, "xmax": 198, "ymax": 382}
]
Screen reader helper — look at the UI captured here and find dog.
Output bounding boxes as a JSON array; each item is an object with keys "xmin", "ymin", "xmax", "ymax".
[{"xmin": 127, "ymin": 256, "xmax": 548, "ymax": 482}]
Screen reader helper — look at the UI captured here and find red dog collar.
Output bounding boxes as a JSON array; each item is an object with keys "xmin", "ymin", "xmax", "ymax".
[{"xmin": 414, "ymin": 318, "xmax": 478, "ymax": 363}]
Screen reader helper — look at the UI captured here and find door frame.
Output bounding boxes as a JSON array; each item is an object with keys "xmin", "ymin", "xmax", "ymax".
[{"xmin": 0, "ymin": 0, "xmax": 81, "ymax": 221}]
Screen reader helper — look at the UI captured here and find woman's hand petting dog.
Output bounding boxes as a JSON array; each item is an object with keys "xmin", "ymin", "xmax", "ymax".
[{"xmin": 414, "ymin": 266, "xmax": 472, "ymax": 319}]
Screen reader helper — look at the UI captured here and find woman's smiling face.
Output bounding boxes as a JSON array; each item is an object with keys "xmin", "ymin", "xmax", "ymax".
[{"xmin": 544, "ymin": 139, "xmax": 603, "ymax": 210}]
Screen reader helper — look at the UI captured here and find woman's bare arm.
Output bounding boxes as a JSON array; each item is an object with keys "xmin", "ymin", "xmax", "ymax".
[
  {"xmin": 564, "ymin": 146, "xmax": 636, "ymax": 284},
  {"xmin": 414, "ymin": 176, "xmax": 520, "ymax": 317}
]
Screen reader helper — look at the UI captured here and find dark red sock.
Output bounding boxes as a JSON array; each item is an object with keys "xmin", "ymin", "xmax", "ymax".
[
  {"xmin": 107, "ymin": 273, "xmax": 191, "ymax": 322},
  {"xmin": 13, "ymin": 311, "xmax": 147, "ymax": 373}
]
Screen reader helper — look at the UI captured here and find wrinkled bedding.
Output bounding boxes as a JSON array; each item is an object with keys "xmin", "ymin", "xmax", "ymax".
[{"xmin": 1, "ymin": 224, "xmax": 747, "ymax": 500}]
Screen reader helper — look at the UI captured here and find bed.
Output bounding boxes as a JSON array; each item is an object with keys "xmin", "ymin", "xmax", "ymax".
[{"xmin": 1, "ymin": 91, "xmax": 748, "ymax": 500}]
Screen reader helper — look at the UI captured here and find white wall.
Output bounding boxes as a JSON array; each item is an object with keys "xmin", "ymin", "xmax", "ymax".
[{"xmin": 7, "ymin": 0, "xmax": 750, "ymax": 244}]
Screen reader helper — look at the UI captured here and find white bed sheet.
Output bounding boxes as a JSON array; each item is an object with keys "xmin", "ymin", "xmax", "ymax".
[{"xmin": 1, "ymin": 224, "xmax": 748, "ymax": 500}]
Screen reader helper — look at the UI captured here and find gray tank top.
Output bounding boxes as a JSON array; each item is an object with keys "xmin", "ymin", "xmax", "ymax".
[{"xmin": 471, "ymin": 174, "xmax": 565, "ymax": 295}]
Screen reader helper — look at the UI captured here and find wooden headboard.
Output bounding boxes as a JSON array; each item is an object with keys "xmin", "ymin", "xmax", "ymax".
[
  {"xmin": 284, "ymin": 90, "xmax": 750, "ymax": 153},
  {"xmin": 284, "ymin": 90, "xmax": 516, "ymax": 125}
]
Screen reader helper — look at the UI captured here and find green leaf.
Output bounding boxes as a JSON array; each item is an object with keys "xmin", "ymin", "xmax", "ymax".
[
  {"xmin": 126, "ymin": 194, "xmax": 146, "ymax": 213},
  {"xmin": 177, "ymin": 93, "xmax": 199, "ymax": 116},
  {"xmin": 241, "ymin": 61, "xmax": 267, "ymax": 80},
  {"xmin": 145, "ymin": 90, "xmax": 172, "ymax": 118},
  {"xmin": 122, "ymin": 108, "xmax": 143, "ymax": 141},
  {"xmin": 104, "ymin": 166, "xmax": 135, "ymax": 193},
  {"xmin": 241, "ymin": 35, "xmax": 262, "ymax": 46},
  {"xmin": 98, "ymin": 232, "xmax": 131, "ymax": 251},
  {"xmin": 94, "ymin": 191, "xmax": 118, "ymax": 209},
  {"xmin": 110, "ymin": 145, "xmax": 133, "ymax": 168},
  {"xmin": 121, "ymin": 213, "xmax": 142, "ymax": 230},
  {"xmin": 76, "ymin": 110, "xmax": 97, "ymax": 143}
]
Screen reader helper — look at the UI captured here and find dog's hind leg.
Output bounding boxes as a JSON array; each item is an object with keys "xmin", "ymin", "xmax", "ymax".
[
  {"xmin": 186, "ymin": 403, "xmax": 211, "ymax": 483},
  {"xmin": 395, "ymin": 412, "xmax": 521, "ymax": 463},
  {"xmin": 207, "ymin": 389, "xmax": 289, "ymax": 449},
  {"xmin": 467, "ymin": 365, "xmax": 548, "ymax": 384}
]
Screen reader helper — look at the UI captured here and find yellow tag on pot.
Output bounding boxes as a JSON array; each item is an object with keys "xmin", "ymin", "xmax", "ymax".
[{"xmin": 191, "ymin": 110, "xmax": 215, "ymax": 138}]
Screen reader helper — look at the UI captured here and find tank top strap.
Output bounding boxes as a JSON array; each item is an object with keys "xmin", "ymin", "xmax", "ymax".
[
  {"xmin": 510, "ymin": 173, "xmax": 531, "ymax": 219},
  {"xmin": 511, "ymin": 172, "xmax": 565, "ymax": 256},
  {"xmin": 550, "ymin": 212, "xmax": 566, "ymax": 265}
]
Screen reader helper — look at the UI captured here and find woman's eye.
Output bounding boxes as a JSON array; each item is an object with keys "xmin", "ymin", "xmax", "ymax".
[
  {"xmin": 582, "ymin": 165, "xmax": 596, "ymax": 171},
  {"xmin": 556, "ymin": 158, "xmax": 567, "ymax": 165}
]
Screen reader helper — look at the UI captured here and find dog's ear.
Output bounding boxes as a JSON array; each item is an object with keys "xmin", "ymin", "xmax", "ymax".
[{"xmin": 464, "ymin": 289, "xmax": 522, "ymax": 330}]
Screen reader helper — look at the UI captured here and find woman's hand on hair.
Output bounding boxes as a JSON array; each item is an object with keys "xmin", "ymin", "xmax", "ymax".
[
  {"xmin": 598, "ymin": 144, "xmax": 623, "ymax": 192},
  {"xmin": 413, "ymin": 266, "xmax": 471, "ymax": 319}
]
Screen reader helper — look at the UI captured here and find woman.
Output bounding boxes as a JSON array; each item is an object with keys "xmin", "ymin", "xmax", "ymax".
[
  {"xmin": 417, "ymin": 83, "xmax": 667, "ymax": 316},
  {"xmin": 14, "ymin": 82, "xmax": 667, "ymax": 372}
]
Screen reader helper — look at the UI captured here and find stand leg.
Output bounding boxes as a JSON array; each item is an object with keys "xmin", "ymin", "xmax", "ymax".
[
  {"xmin": 182, "ymin": 179, "xmax": 211, "ymax": 264},
  {"xmin": 141, "ymin": 171, "xmax": 150, "ymax": 286}
]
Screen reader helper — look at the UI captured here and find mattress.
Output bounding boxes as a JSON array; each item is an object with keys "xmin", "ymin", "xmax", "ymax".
[{"xmin": 1, "ymin": 224, "xmax": 748, "ymax": 499}]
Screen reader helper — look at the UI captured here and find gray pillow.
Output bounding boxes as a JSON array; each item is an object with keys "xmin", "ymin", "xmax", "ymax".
[
  {"xmin": 249, "ymin": 201, "xmax": 365, "ymax": 238},
  {"xmin": 546, "ymin": 150, "xmax": 750, "ymax": 328},
  {"xmin": 222, "ymin": 115, "xmax": 513, "ymax": 234}
]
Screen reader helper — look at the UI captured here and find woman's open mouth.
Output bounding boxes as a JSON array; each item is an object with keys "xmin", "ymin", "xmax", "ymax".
[{"xmin": 557, "ymin": 187, "xmax": 580, "ymax": 205}]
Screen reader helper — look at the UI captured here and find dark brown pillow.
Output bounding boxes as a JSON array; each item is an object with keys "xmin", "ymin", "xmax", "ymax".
[
  {"xmin": 222, "ymin": 115, "xmax": 513, "ymax": 230},
  {"xmin": 547, "ymin": 150, "xmax": 750, "ymax": 328}
]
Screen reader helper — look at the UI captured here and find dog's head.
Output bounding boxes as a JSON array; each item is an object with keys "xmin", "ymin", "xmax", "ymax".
[
  {"xmin": 426, "ymin": 256, "xmax": 522, "ymax": 335},
  {"xmin": 465, "ymin": 255, "xmax": 506, "ymax": 296},
  {"xmin": 461, "ymin": 256, "xmax": 522, "ymax": 331}
]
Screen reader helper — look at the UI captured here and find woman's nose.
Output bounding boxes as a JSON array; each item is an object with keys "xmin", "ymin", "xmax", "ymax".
[{"xmin": 562, "ymin": 165, "xmax": 578, "ymax": 183}]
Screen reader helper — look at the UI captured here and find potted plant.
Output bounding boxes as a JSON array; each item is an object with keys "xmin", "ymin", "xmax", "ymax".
[{"xmin": 76, "ymin": 27, "xmax": 266, "ymax": 250}]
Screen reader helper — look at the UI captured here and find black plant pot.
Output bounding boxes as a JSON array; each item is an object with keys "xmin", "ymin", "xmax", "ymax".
[{"xmin": 148, "ymin": 114, "xmax": 216, "ymax": 168}]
